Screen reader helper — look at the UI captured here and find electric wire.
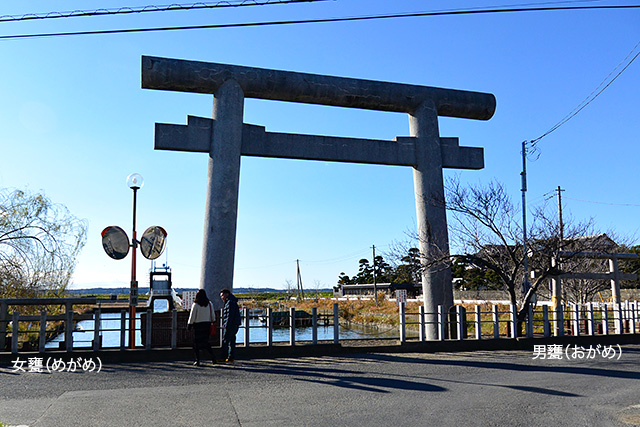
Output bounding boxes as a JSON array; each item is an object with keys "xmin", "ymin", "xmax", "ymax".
[
  {"xmin": 564, "ymin": 196, "xmax": 640, "ymax": 207},
  {"xmin": 1, "ymin": 4, "xmax": 639, "ymax": 41},
  {"xmin": 303, "ymin": 246, "xmax": 384, "ymax": 265},
  {"xmin": 235, "ymin": 247, "xmax": 374, "ymax": 271},
  {"xmin": 235, "ymin": 245, "xmax": 388, "ymax": 272},
  {"xmin": 235, "ymin": 260, "xmax": 294, "ymax": 271},
  {"xmin": 0, "ymin": 0, "xmax": 329, "ymax": 23},
  {"xmin": 529, "ymin": 39, "xmax": 640, "ymax": 147},
  {"xmin": 0, "ymin": 0, "xmax": 601, "ymax": 23}
]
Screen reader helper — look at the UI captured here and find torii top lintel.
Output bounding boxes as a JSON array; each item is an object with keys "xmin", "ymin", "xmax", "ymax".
[{"xmin": 142, "ymin": 56, "xmax": 496, "ymax": 120}]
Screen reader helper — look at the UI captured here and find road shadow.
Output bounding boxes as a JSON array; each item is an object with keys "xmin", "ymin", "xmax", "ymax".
[
  {"xmin": 502, "ymin": 384, "xmax": 579, "ymax": 397},
  {"xmin": 232, "ymin": 358, "xmax": 580, "ymax": 396},
  {"xmin": 350, "ymin": 352, "xmax": 640, "ymax": 381},
  {"xmin": 232, "ymin": 361, "xmax": 446, "ymax": 393}
]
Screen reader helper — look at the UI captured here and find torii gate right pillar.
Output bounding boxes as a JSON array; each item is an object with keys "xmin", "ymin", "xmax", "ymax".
[{"xmin": 411, "ymin": 100, "xmax": 454, "ymax": 340}]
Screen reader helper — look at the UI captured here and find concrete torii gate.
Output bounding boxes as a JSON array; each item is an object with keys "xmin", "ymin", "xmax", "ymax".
[
  {"xmin": 142, "ymin": 56, "xmax": 496, "ymax": 338},
  {"xmin": 550, "ymin": 251, "xmax": 638, "ymax": 335}
]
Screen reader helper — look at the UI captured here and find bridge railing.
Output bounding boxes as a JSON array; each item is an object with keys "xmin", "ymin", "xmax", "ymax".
[
  {"xmin": 399, "ymin": 300, "xmax": 640, "ymax": 341},
  {"xmin": 2, "ymin": 298, "xmax": 639, "ymax": 354}
]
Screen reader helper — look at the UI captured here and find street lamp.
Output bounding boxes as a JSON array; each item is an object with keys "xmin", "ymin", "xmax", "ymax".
[
  {"xmin": 101, "ymin": 174, "xmax": 167, "ymax": 349},
  {"xmin": 127, "ymin": 173, "xmax": 143, "ymax": 349}
]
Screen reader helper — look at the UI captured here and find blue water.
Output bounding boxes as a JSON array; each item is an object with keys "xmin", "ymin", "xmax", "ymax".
[{"xmin": 45, "ymin": 301, "xmax": 402, "ymax": 349}]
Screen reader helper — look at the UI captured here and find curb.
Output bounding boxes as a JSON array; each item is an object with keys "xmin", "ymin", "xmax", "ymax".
[{"xmin": 2, "ymin": 334, "xmax": 639, "ymax": 366}]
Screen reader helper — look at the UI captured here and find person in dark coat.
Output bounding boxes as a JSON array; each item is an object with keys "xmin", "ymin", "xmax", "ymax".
[
  {"xmin": 187, "ymin": 289, "xmax": 216, "ymax": 366},
  {"xmin": 219, "ymin": 288, "xmax": 241, "ymax": 362}
]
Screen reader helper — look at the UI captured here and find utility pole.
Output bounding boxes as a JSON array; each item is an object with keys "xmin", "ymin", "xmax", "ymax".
[
  {"xmin": 556, "ymin": 186, "xmax": 565, "ymax": 241},
  {"xmin": 296, "ymin": 259, "xmax": 304, "ymax": 300},
  {"xmin": 552, "ymin": 186, "xmax": 565, "ymax": 333},
  {"xmin": 521, "ymin": 140, "xmax": 530, "ymax": 296},
  {"xmin": 372, "ymin": 245, "xmax": 378, "ymax": 306}
]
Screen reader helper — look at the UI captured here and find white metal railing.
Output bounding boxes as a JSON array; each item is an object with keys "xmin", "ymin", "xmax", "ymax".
[
  {"xmin": 398, "ymin": 300, "xmax": 640, "ymax": 342},
  {"xmin": 3, "ymin": 299, "xmax": 640, "ymax": 354}
]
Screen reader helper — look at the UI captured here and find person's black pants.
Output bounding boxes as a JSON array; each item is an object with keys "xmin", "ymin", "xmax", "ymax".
[
  {"xmin": 221, "ymin": 326, "xmax": 239, "ymax": 360},
  {"xmin": 193, "ymin": 322, "xmax": 214, "ymax": 362}
]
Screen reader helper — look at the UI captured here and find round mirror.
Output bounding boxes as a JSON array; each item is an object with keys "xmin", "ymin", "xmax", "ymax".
[
  {"xmin": 140, "ymin": 226, "xmax": 167, "ymax": 260},
  {"xmin": 101, "ymin": 226, "xmax": 130, "ymax": 260}
]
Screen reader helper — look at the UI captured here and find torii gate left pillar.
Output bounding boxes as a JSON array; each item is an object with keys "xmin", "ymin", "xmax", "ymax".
[{"xmin": 142, "ymin": 56, "xmax": 496, "ymax": 336}]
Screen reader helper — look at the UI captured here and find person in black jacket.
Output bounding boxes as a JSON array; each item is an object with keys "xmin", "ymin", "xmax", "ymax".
[{"xmin": 219, "ymin": 288, "xmax": 241, "ymax": 362}]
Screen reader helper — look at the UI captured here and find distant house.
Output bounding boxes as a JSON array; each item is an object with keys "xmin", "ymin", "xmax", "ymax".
[
  {"xmin": 334, "ymin": 282, "xmax": 422, "ymax": 298},
  {"xmin": 468, "ymin": 233, "xmax": 619, "ymax": 265},
  {"xmin": 564, "ymin": 233, "xmax": 618, "ymax": 252}
]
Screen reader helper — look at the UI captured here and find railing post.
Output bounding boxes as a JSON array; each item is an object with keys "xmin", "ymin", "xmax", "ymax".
[
  {"xmin": 120, "ymin": 309, "xmax": 127, "ymax": 350},
  {"xmin": 475, "ymin": 305, "xmax": 481, "ymax": 340},
  {"xmin": 39, "ymin": 310, "xmax": 47, "ymax": 352},
  {"xmin": 1, "ymin": 301, "xmax": 8, "ymax": 351},
  {"xmin": 333, "ymin": 303, "xmax": 339, "ymax": 344},
  {"xmin": 602, "ymin": 304, "xmax": 609, "ymax": 335},
  {"xmin": 399, "ymin": 302, "xmax": 406, "ymax": 343},
  {"xmin": 65, "ymin": 303, "xmax": 74, "ymax": 352},
  {"xmin": 145, "ymin": 309, "xmax": 152, "ymax": 349},
  {"xmin": 572, "ymin": 304, "xmax": 580, "ymax": 336},
  {"xmin": 527, "ymin": 304, "xmax": 534, "ymax": 338},
  {"xmin": 624, "ymin": 301, "xmax": 629, "ymax": 333},
  {"xmin": 11, "ymin": 311, "xmax": 19, "ymax": 354},
  {"xmin": 614, "ymin": 303, "xmax": 623, "ymax": 334},
  {"xmin": 289, "ymin": 307, "xmax": 296, "ymax": 346},
  {"xmin": 419, "ymin": 305, "xmax": 425, "ymax": 342},
  {"xmin": 312, "ymin": 307, "xmax": 318, "ymax": 345},
  {"xmin": 587, "ymin": 303, "xmax": 595, "ymax": 336},
  {"xmin": 65, "ymin": 302, "xmax": 74, "ymax": 352},
  {"xmin": 171, "ymin": 309, "xmax": 177, "ymax": 350},
  {"xmin": 631, "ymin": 302, "xmax": 637, "ymax": 335},
  {"xmin": 243, "ymin": 308, "xmax": 250, "ymax": 348},
  {"xmin": 492, "ymin": 305, "xmax": 499, "ymax": 339},
  {"xmin": 555, "ymin": 304, "xmax": 564, "ymax": 337},
  {"xmin": 266, "ymin": 307, "xmax": 273, "ymax": 347},
  {"xmin": 542, "ymin": 305, "xmax": 550, "ymax": 338},
  {"xmin": 93, "ymin": 307, "xmax": 101, "ymax": 351},
  {"xmin": 456, "ymin": 305, "xmax": 463, "ymax": 341},
  {"xmin": 509, "ymin": 304, "xmax": 517, "ymax": 339},
  {"xmin": 438, "ymin": 305, "xmax": 446, "ymax": 341}
]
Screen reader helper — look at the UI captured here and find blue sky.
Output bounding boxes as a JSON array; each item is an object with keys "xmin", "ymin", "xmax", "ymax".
[{"xmin": 1, "ymin": 1, "xmax": 638, "ymax": 291}]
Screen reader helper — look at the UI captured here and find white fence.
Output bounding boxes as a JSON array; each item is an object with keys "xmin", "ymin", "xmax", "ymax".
[{"xmin": 2, "ymin": 298, "xmax": 639, "ymax": 354}]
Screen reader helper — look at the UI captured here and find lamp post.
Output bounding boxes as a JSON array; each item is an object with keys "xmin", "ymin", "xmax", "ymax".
[
  {"xmin": 127, "ymin": 173, "xmax": 143, "ymax": 349},
  {"xmin": 101, "ymin": 173, "xmax": 167, "ymax": 350}
]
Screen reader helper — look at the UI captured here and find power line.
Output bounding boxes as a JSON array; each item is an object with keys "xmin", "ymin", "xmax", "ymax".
[
  {"xmin": 0, "ymin": 0, "xmax": 328, "ymax": 23},
  {"xmin": 2, "ymin": 4, "xmax": 639, "ymax": 41},
  {"xmin": 235, "ymin": 246, "xmax": 376, "ymax": 270},
  {"xmin": 530, "ymin": 39, "xmax": 640, "ymax": 147},
  {"xmin": 235, "ymin": 260, "xmax": 293, "ymax": 270},
  {"xmin": 564, "ymin": 196, "xmax": 640, "ymax": 207},
  {"xmin": 302, "ymin": 247, "xmax": 376, "ymax": 265},
  {"xmin": 520, "ymin": 36, "xmax": 639, "ymax": 238},
  {"xmin": 0, "ymin": 0, "xmax": 600, "ymax": 23}
]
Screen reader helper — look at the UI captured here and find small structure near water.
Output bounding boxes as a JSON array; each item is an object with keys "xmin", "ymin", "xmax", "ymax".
[
  {"xmin": 260, "ymin": 310, "xmax": 313, "ymax": 328},
  {"xmin": 147, "ymin": 265, "xmax": 182, "ymax": 311},
  {"xmin": 335, "ymin": 283, "xmax": 422, "ymax": 298}
]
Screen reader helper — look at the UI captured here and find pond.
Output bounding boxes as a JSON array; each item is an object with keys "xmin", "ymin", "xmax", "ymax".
[{"xmin": 45, "ymin": 301, "xmax": 408, "ymax": 349}]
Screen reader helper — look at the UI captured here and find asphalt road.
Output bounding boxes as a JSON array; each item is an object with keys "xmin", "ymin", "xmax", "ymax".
[{"xmin": 1, "ymin": 345, "xmax": 640, "ymax": 427}]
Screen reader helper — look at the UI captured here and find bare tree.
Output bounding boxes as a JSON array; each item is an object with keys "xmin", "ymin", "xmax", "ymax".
[
  {"xmin": 0, "ymin": 189, "xmax": 87, "ymax": 298},
  {"xmin": 283, "ymin": 279, "xmax": 294, "ymax": 299},
  {"xmin": 313, "ymin": 279, "xmax": 323, "ymax": 301},
  {"xmin": 393, "ymin": 177, "xmax": 624, "ymax": 332}
]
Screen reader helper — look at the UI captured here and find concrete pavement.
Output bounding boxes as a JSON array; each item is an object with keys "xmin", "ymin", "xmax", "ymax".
[{"xmin": 2, "ymin": 344, "xmax": 640, "ymax": 426}]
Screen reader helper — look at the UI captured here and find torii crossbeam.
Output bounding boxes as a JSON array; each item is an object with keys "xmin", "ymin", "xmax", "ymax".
[{"xmin": 142, "ymin": 56, "xmax": 496, "ymax": 339}]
